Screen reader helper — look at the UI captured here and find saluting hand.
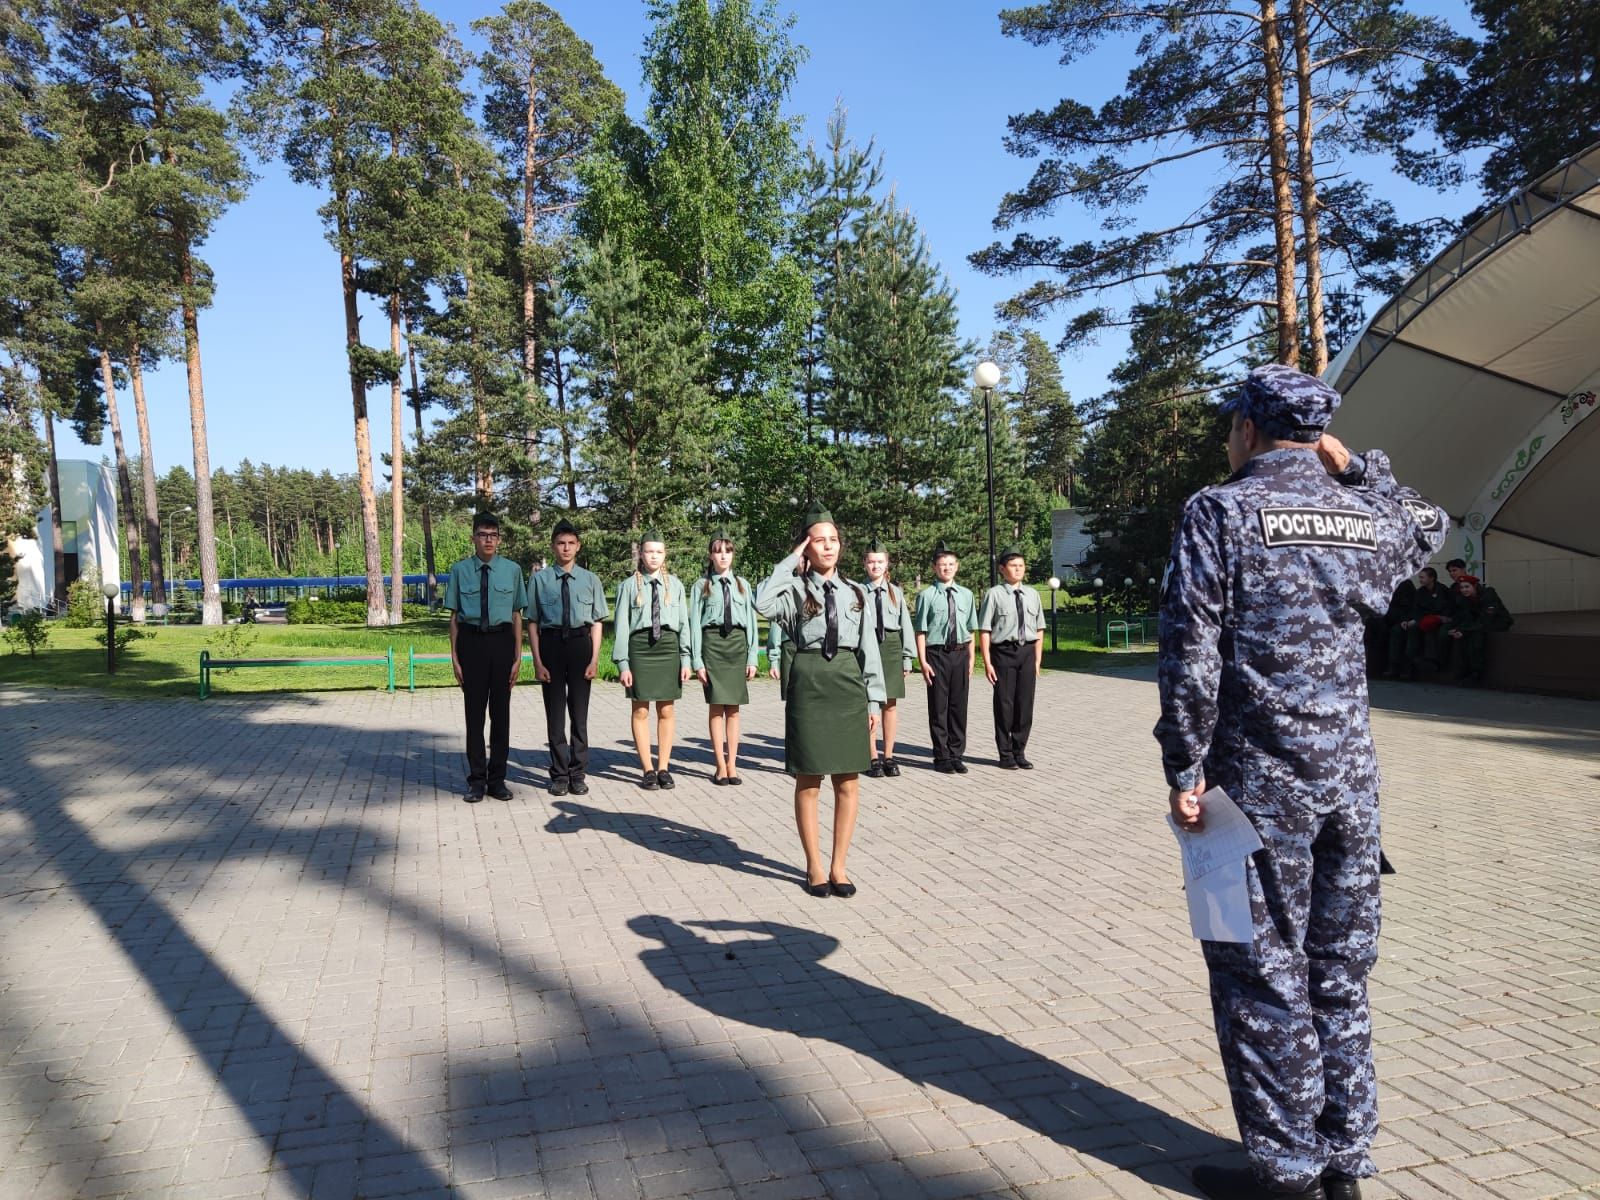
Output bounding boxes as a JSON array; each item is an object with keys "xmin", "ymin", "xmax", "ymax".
[
  {"xmin": 1317, "ymin": 432, "xmax": 1352, "ymax": 476},
  {"xmin": 792, "ymin": 535, "xmax": 811, "ymax": 572}
]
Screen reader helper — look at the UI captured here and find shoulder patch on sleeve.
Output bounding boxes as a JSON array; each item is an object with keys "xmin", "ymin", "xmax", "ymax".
[
  {"xmin": 1259, "ymin": 507, "xmax": 1378, "ymax": 550},
  {"xmin": 1401, "ymin": 497, "xmax": 1443, "ymax": 532}
]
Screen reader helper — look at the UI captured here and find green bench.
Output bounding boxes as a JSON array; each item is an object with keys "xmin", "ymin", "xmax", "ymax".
[
  {"xmin": 406, "ymin": 646, "xmax": 534, "ymax": 691},
  {"xmin": 199, "ymin": 648, "xmax": 395, "ymax": 699}
]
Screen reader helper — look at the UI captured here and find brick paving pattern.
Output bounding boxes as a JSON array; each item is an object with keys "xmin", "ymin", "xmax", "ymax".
[{"xmin": 0, "ymin": 669, "xmax": 1596, "ymax": 1199}]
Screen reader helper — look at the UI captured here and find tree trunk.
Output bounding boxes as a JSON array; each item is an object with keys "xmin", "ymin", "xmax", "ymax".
[
  {"xmin": 1291, "ymin": 0, "xmax": 1327, "ymax": 373},
  {"xmin": 43, "ymin": 412, "xmax": 65, "ymax": 609},
  {"xmin": 521, "ymin": 62, "xmax": 544, "ymax": 515},
  {"xmin": 337, "ymin": 199, "xmax": 388, "ymax": 627},
  {"xmin": 549, "ymin": 315, "xmax": 578, "ymax": 510},
  {"xmin": 97, "ymin": 333, "xmax": 145, "ymax": 622},
  {"xmin": 127, "ymin": 337, "xmax": 165, "ymax": 608},
  {"xmin": 403, "ymin": 309, "xmax": 437, "ymax": 605},
  {"xmin": 178, "ymin": 245, "xmax": 223, "ymax": 625},
  {"xmin": 388, "ymin": 290, "xmax": 405, "ymax": 624},
  {"xmin": 1260, "ymin": 0, "xmax": 1300, "ymax": 366}
]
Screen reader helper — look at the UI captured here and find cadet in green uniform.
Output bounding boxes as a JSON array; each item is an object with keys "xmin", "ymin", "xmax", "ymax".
[
  {"xmin": 690, "ymin": 528, "xmax": 760, "ymax": 785},
  {"xmin": 614, "ymin": 532, "xmax": 692, "ymax": 790},
  {"xmin": 526, "ymin": 518, "xmax": 609, "ymax": 797},
  {"xmin": 445, "ymin": 513, "xmax": 528, "ymax": 802},
  {"xmin": 914, "ymin": 541, "xmax": 978, "ymax": 773},
  {"xmin": 756, "ymin": 504, "xmax": 886, "ymax": 897},
  {"xmin": 978, "ymin": 546, "xmax": 1046, "ymax": 769},
  {"xmin": 861, "ymin": 540, "xmax": 916, "ymax": 778}
]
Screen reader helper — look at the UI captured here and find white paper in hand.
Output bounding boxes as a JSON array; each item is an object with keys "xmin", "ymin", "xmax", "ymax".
[{"xmin": 1168, "ymin": 789, "xmax": 1263, "ymax": 943}]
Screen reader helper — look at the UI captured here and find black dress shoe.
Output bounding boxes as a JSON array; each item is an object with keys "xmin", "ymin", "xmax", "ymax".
[
  {"xmin": 465, "ymin": 788, "xmax": 485, "ymax": 803},
  {"xmin": 828, "ymin": 878, "xmax": 857, "ymax": 898},
  {"xmin": 640, "ymin": 770, "xmax": 659, "ymax": 791},
  {"xmin": 882, "ymin": 758, "xmax": 901, "ymax": 777},
  {"xmin": 488, "ymin": 782, "xmax": 513, "ymax": 801},
  {"xmin": 867, "ymin": 758, "xmax": 885, "ymax": 779},
  {"xmin": 934, "ymin": 760, "xmax": 955, "ymax": 774},
  {"xmin": 1014, "ymin": 755, "xmax": 1034, "ymax": 770},
  {"xmin": 727, "ymin": 775, "xmax": 743, "ymax": 786},
  {"xmin": 1321, "ymin": 1172, "xmax": 1362, "ymax": 1200},
  {"xmin": 657, "ymin": 771, "xmax": 676, "ymax": 790},
  {"xmin": 803, "ymin": 877, "xmax": 830, "ymax": 898},
  {"xmin": 951, "ymin": 760, "xmax": 969, "ymax": 774},
  {"xmin": 998, "ymin": 758, "xmax": 1018, "ymax": 770},
  {"xmin": 1193, "ymin": 1164, "xmax": 1325, "ymax": 1200},
  {"xmin": 569, "ymin": 779, "xmax": 589, "ymax": 796},
  {"xmin": 712, "ymin": 774, "xmax": 728, "ymax": 786},
  {"xmin": 549, "ymin": 779, "xmax": 570, "ymax": 797}
]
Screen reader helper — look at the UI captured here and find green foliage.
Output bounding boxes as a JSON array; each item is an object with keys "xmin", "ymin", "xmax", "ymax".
[
  {"xmin": 1393, "ymin": 0, "xmax": 1598, "ymax": 200},
  {"xmin": 287, "ymin": 598, "xmax": 433, "ymax": 624},
  {"xmin": 64, "ymin": 567, "xmax": 107, "ymax": 627},
  {"xmin": 207, "ymin": 621, "xmax": 256, "ymax": 661},
  {"xmin": 3, "ymin": 609, "xmax": 50, "ymax": 656},
  {"xmin": 95, "ymin": 622, "xmax": 151, "ymax": 656}
]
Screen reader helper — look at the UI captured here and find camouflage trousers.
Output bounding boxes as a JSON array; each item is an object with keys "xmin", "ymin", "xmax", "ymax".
[{"xmin": 1201, "ymin": 792, "xmax": 1382, "ymax": 1190}]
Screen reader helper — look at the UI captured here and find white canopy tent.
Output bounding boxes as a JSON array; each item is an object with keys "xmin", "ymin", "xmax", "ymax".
[{"xmin": 1326, "ymin": 141, "xmax": 1600, "ymax": 616}]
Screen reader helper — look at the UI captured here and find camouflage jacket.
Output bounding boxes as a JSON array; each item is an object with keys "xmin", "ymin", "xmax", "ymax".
[{"xmin": 1155, "ymin": 448, "xmax": 1449, "ymax": 810}]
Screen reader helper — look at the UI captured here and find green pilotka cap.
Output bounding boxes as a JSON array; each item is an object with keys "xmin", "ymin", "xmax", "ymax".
[
  {"xmin": 931, "ymin": 539, "xmax": 956, "ymax": 560},
  {"xmin": 865, "ymin": 537, "xmax": 889, "ymax": 555},
  {"xmin": 998, "ymin": 544, "xmax": 1025, "ymax": 563},
  {"xmin": 802, "ymin": 502, "xmax": 834, "ymax": 531},
  {"xmin": 551, "ymin": 518, "xmax": 579, "ymax": 541},
  {"xmin": 708, "ymin": 524, "xmax": 734, "ymax": 548},
  {"xmin": 639, "ymin": 529, "xmax": 664, "ymax": 546}
]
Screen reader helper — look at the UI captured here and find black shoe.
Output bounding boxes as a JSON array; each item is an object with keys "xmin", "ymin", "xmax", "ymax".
[
  {"xmin": 1193, "ymin": 1164, "xmax": 1326, "ymax": 1200},
  {"xmin": 713, "ymin": 774, "xmax": 729, "ymax": 786},
  {"xmin": 1322, "ymin": 1173, "xmax": 1362, "ymax": 1200},
  {"xmin": 657, "ymin": 771, "xmax": 675, "ymax": 790},
  {"xmin": 952, "ymin": 760, "xmax": 969, "ymax": 774},
  {"xmin": 727, "ymin": 775, "xmax": 743, "ymax": 786},
  {"xmin": 867, "ymin": 758, "xmax": 885, "ymax": 779},
  {"xmin": 640, "ymin": 770, "xmax": 658, "ymax": 791},
  {"xmin": 934, "ymin": 760, "xmax": 955, "ymax": 774},
  {"xmin": 1015, "ymin": 755, "xmax": 1034, "ymax": 770},
  {"xmin": 466, "ymin": 781, "xmax": 486, "ymax": 802},
  {"xmin": 998, "ymin": 758, "xmax": 1018, "ymax": 770},
  {"xmin": 569, "ymin": 778, "xmax": 589, "ymax": 796},
  {"xmin": 549, "ymin": 779, "xmax": 570, "ymax": 797},
  {"xmin": 882, "ymin": 758, "xmax": 901, "ymax": 777},
  {"xmin": 803, "ymin": 876, "xmax": 830, "ymax": 898},
  {"xmin": 828, "ymin": 877, "xmax": 857, "ymax": 899},
  {"xmin": 488, "ymin": 782, "xmax": 513, "ymax": 801}
]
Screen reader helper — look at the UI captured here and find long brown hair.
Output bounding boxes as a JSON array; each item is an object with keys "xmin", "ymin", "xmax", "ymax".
[
  {"xmin": 701, "ymin": 538, "xmax": 747, "ymax": 598},
  {"xmin": 801, "ymin": 530, "xmax": 864, "ymax": 616}
]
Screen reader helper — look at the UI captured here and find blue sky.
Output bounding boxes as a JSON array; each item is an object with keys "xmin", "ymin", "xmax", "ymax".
[{"xmin": 56, "ymin": 0, "xmax": 1478, "ymax": 477}]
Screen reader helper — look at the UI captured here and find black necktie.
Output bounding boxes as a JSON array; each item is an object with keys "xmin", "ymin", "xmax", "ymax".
[
  {"xmin": 720, "ymin": 578, "xmax": 732, "ymax": 638},
  {"xmin": 479, "ymin": 563, "xmax": 490, "ymax": 632},
  {"xmin": 822, "ymin": 581, "xmax": 838, "ymax": 661},
  {"xmin": 874, "ymin": 587, "xmax": 885, "ymax": 643},
  {"xmin": 1014, "ymin": 588, "xmax": 1026, "ymax": 643},
  {"xmin": 649, "ymin": 578, "xmax": 661, "ymax": 644},
  {"xmin": 560, "ymin": 573, "xmax": 571, "ymax": 634},
  {"xmin": 944, "ymin": 587, "xmax": 956, "ymax": 650}
]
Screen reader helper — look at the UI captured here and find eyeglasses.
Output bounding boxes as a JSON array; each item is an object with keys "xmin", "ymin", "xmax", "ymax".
[{"xmin": 475, "ymin": 531, "xmax": 502, "ymax": 540}]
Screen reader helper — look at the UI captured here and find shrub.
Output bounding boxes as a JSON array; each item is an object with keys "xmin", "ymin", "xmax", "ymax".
[
  {"xmin": 285, "ymin": 598, "xmax": 434, "ymax": 624},
  {"xmin": 94, "ymin": 623, "xmax": 151, "ymax": 656},
  {"xmin": 65, "ymin": 568, "xmax": 107, "ymax": 627},
  {"xmin": 209, "ymin": 622, "xmax": 258, "ymax": 663},
  {"xmin": 3, "ymin": 610, "xmax": 50, "ymax": 656}
]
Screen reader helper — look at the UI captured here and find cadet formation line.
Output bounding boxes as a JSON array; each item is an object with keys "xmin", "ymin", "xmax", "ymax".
[{"xmin": 441, "ymin": 363, "xmax": 1452, "ymax": 1200}]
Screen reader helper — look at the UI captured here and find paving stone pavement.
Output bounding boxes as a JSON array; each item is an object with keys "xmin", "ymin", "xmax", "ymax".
[{"xmin": 1, "ymin": 669, "xmax": 1597, "ymax": 1200}]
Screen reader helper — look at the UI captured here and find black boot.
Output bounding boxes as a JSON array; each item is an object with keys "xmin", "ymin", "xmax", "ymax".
[
  {"xmin": 1193, "ymin": 1164, "xmax": 1326, "ymax": 1200},
  {"xmin": 1321, "ymin": 1172, "xmax": 1362, "ymax": 1200}
]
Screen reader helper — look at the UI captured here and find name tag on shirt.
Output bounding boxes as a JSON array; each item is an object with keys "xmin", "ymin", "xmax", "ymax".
[{"xmin": 1259, "ymin": 507, "xmax": 1377, "ymax": 550}]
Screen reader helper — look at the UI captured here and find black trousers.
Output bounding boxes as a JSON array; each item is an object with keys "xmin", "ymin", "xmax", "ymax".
[
  {"xmin": 539, "ymin": 627, "xmax": 593, "ymax": 782},
  {"xmin": 458, "ymin": 625, "xmax": 516, "ymax": 785},
  {"xmin": 990, "ymin": 640, "xmax": 1037, "ymax": 761},
  {"xmin": 925, "ymin": 643, "xmax": 970, "ymax": 764}
]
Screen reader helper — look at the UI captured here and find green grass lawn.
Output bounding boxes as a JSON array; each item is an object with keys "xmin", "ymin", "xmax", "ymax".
[{"xmin": 0, "ymin": 611, "xmax": 1154, "ymax": 699}]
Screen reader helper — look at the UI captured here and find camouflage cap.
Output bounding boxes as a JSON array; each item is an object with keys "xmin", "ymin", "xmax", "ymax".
[{"xmin": 1220, "ymin": 363, "xmax": 1342, "ymax": 441}]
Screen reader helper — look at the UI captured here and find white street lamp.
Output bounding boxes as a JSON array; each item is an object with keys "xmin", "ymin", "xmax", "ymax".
[{"xmin": 973, "ymin": 360, "xmax": 1003, "ymax": 585}]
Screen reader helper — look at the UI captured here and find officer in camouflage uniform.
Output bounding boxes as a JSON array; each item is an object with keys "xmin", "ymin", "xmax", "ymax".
[{"xmin": 1156, "ymin": 365, "xmax": 1449, "ymax": 1200}]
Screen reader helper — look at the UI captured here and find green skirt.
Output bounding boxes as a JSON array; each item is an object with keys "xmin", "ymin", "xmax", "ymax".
[
  {"xmin": 627, "ymin": 628, "xmax": 683, "ymax": 701},
  {"xmin": 700, "ymin": 626, "xmax": 750, "ymax": 705},
  {"xmin": 881, "ymin": 631, "xmax": 906, "ymax": 700},
  {"xmin": 785, "ymin": 646, "xmax": 870, "ymax": 777}
]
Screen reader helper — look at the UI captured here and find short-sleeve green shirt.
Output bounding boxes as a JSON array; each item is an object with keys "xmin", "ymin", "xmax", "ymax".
[{"xmin": 444, "ymin": 555, "xmax": 527, "ymax": 626}]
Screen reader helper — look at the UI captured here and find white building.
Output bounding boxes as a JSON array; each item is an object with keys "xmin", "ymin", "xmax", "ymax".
[
  {"xmin": 1050, "ymin": 508, "xmax": 1098, "ymax": 582},
  {"xmin": 12, "ymin": 459, "xmax": 121, "ymax": 612}
]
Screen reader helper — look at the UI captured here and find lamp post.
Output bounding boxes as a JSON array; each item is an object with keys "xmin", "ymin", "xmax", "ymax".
[
  {"xmin": 333, "ymin": 539, "xmax": 340, "ymax": 600},
  {"xmin": 1147, "ymin": 576, "xmax": 1158, "ymax": 620},
  {"xmin": 101, "ymin": 581, "xmax": 119, "ymax": 673},
  {"xmin": 165, "ymin": 505, "xmax": 192, "ymax": 597},
  {"xmin": 973, "ymin": 360, "xmax": 1002, "ymax": 586},
  {"xmin": 1093, "ymin": 576, "xmax": 1105, "ymax": 638},
  {"xmin": 1048, "ymin": 576, "xmax": 1061, "ymax": 653}
]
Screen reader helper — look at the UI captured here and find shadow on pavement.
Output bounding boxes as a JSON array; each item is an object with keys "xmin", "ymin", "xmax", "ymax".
[{"xmin": 544, "ymin": 800, "xmax": 804, "ymax": 883}]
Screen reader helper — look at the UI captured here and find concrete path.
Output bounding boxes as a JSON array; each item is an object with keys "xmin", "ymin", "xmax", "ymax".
[{"xmin": 0, "ymin": 670, "xmax": 1595, "ymax": 1199}]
